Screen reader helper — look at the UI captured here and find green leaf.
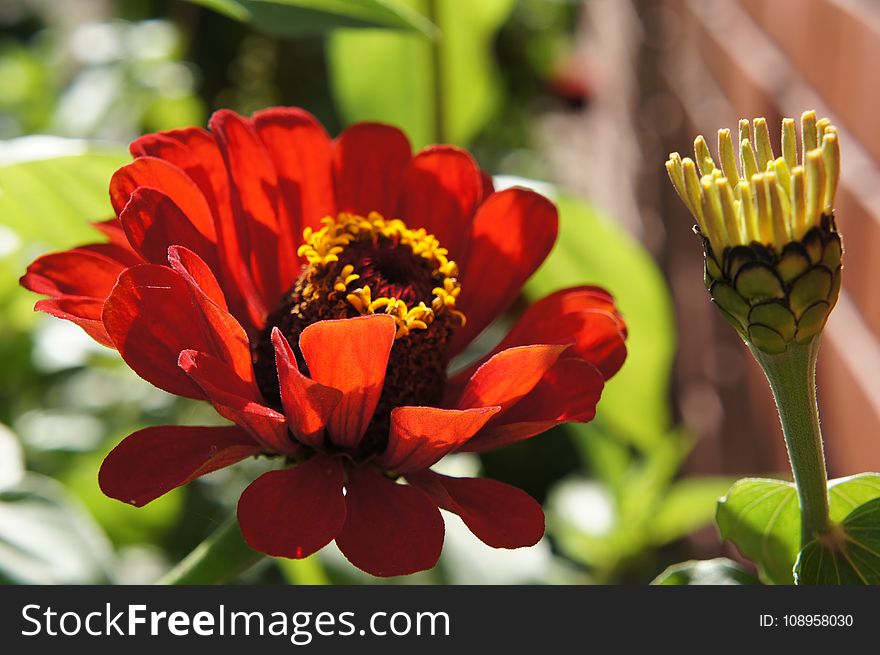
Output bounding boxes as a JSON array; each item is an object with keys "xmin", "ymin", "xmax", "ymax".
[
  {"xmin": 0, "ymin": 147, "xmax": 129, "ymax": 247},
  {"xmin": 525, "ymin": 195, "xmax": 676, "ymax": 447},
  {"xmin": 716, "ymin": 473, "xmax": 880, "ymax": 585},
  {"xmin": 716, "ymin": 478, "xmax": 801, "ymax": 585},
  {"xmin": 652, "ymin": 558, "xmax": 760, "ymax": 585},
  {"xmin": 795, "ymin": 496, "xmax": 880, "ymax": 585},
  {"xmin": 188, "ymin": 0, "xmax": 437, "ymax": 37},
  {"xmin": 0, "ymin": 144, "xmax": 129, "ymax": 326},
  {"xmin": 0, "ymin": 473, "xmax": 114, "ymax": 584},
  {"xmin": 647, "ymin": 476, "xmax": 737, "ymax": 546},
  {"xmin": 327, "ymin": 0, "xmax": 515, "ymax": 148}
]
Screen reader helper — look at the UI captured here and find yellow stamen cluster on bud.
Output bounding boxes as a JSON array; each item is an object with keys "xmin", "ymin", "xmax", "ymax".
[
  {"xmin": 666, "ymin": 111, "xmax": 841, "ymax": 255},
  {"xmin": 298, "ymin": 211, "xmax": 465, "ymax": 339}
]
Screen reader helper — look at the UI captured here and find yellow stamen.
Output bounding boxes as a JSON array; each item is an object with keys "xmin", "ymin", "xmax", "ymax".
[{"xmin": 304, "ymin": 211, "xmax": 465, "ymax": 339}]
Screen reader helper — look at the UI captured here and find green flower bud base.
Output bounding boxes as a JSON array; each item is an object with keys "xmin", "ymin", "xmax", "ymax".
[{"xmin": 703, "ymin": 214, "xmax": 842, "ymax": 354}]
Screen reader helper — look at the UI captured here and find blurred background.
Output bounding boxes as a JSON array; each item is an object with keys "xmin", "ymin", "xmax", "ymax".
[{"xmin": 0, "ymin": 0, "xmax": 877, "ymax": 585}]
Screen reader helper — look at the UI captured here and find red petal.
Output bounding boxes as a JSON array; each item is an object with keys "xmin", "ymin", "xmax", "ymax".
[
  {"xmin": 453, "ymin": 286, "xmax": 628, "ymax": 384},
  {"xmin": 99, "ymin": 425, "xmax": 260, "ymax": 506},
  {"xmin": 130, "ymin": 127, "xmax": 266, "ymax": 334},
  {"xmin": 34, "ymin": 297, "xmax": 112, "ymax": 347},
  {"xmin": 397, "ymin": 146, "xmax": 482, "ymax": 255},
  {"xmin": 130, "ymin": 128, "xmax": 225, "ymax": 211},
  {"xmin": 461, "ymin": 357, "xmax": 605, "ymax": 453},
  {"xmin": 272, "ymin": 328, "xmax": 341, "ymax": 449},
  {"xmin": 253, "ymin": 107, "xmax": 336, "ymax": 285},
  {"xmin": 109, "ymin": 157, "xmax": 216, "ymax": 244},
  {"xmin": 165, "ymin": 247, "xmax": 253, "ymax": 383},
  {"xmin": 336, "ymin": 466, "xmax": 443, "ymax": 577},
  {"xmin": 237, "ymin": 456, "xmax": 346, "ymax": 559},
  {"xmin": 93, "ymin": 219, "xmax": 140, "ymax": 257},
  {"xmin": 179, "ymin": 350, "xmax": 294, "ymax": 455},
  {"xmin": 21, "ymin": 247, "xmax": 126, "ymax": 298},
  {"xmin": 451, "ymin": 188, "xmax": 558, "ymax": 355},
  {"xmin": 408, "ymin": 470, "xmax": 544, "ymax": 549},
  {"xmin": 299, "ymin": 315, "xmax": 395, "ymax": 448},
  {"xmin": 79, "ymin": 241, "xmax": 142, "ymax": 267},
  {"xmin": 102, "ymin": 264, "xmax": 251, "ymax": 398},
  {"xmin": 452, "ymin": 343, "xmax": 569, "ymax": 412},
  {"xmin": 167, "ymin": 245, "xmax": 227, "ymax": 309},
  {"xmin": 119, "ymin": 187, "xmax": 217, "ymax": 268},
  {"xmin": 209, "ymin": 109, "xmax": 282, "ymax": 307},
  {"xmin": 333, "ymin": 122, "xmax": 411, "ymax": 217},
  {"xmin": 375, "ymin": 406, "xmax": 499, "ymax": 474}
]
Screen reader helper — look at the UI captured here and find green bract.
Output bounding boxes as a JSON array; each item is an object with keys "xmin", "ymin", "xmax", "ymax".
[{"xmin": 703, "ymin": 215, "xmax": 842, "ymax": 354}]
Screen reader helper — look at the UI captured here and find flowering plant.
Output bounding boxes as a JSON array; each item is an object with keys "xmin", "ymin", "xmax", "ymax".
[
  {"xmin": 659, "ymin": 112, "xmax": 880, "ymax": 585},
  {"xmin": 22, "ymin": 108, "xmax": 627, "ymax": 577}
]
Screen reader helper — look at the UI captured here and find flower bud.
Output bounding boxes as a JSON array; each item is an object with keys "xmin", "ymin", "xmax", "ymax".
[{"xmin": 666, "ymin": 111, "xmax": 842, "ymax": 354}]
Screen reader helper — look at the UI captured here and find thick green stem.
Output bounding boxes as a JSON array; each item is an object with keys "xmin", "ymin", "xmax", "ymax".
[
  {"xmin": 750, "ymin": 336, "xmax": 831, "ymax": 544},
  {"xmin": 157, "ymin": 515, "xmax": 265, "ymax": 585}
]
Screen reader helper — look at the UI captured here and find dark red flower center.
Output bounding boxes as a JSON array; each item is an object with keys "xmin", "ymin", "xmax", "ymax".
[{"xmin": 253, "ymin": 211, "xmax": 466, "ymax": 457}]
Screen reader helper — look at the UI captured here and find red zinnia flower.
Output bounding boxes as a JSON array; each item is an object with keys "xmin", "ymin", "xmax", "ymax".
[{"xmin": 21, "ymin": 107, "xmax": 627, "ymax": 577}]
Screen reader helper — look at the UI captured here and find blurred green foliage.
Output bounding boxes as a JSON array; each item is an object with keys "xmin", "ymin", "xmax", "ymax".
[
  {"xmin": 328, "ymin": 0, "xmax": 515, "ymax": 149},
  {"xmin": 0, "ymin": 0, "xmax": 728, "ymax": 585},
  {"xmin": 186, "ymin": 0, "xmax": 437, "ymax": 36},
  {"xmin": 652, "ymin": 558, "xmax": 759, "ymax": 585}
]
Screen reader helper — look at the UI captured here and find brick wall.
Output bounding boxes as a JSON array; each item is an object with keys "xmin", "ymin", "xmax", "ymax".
[{"xmin": 558, "ymin": 0, "xmax": 880, "ymax": 477}]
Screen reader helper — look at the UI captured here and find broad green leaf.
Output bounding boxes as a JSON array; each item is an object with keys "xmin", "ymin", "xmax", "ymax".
[
  {"xmin": 327, "ymin": 0, "xmax": 515, "ymax": 148},
  {"xmin": 189, "ymin": 0, "xmax": 436, "ymax": 37},
  {"xmin": 647, "ymin": 476, "xmax": 736, "ymax": 546},
  {"xmin": 795, "ymin": 497, "xmax": 880, "ymax": 585},
  {"xmin": 0, "ymin": 148, "xmax": 128, "ymax": 246},
  {"xmin": 0, "ymin": 144, "xmax": 128, "ymax": 326},
  {"xmin": 0, "ymin": 473, "xmax": 114, "ymax": 584},
  {"xmin": 652, "ymin": 558, "xmax": 760, "ymax": 585},
  {"xmin": 716, "ymin": 473, "xmax": 880, "ymax": 585},
  {"xmin": 526, "ymin": 195, "xmax": 676, "ymax": 447},
  {"xmin": 716, "ymin": 478, "xmax": 801, "ymax": 585},
  {"xmin": 827, "ymin": 472, "xmax": 880, "ymax": 516}
]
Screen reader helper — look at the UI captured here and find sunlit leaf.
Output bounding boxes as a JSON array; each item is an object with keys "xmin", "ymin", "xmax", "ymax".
[
  {"xmin": 526, "ymin": 195, "xmax": 676, "ymax": 447},
  {"xmin": 795, "ymin": 497, "xmax": 880, "ymax": 585},
  {"xmin": 652, "ymin": 558, "xmax": 760, "ymax": 585},
  {"xmin": 716, "ymin": 473, "xmax": 880, "ymax": 585},
  {"xmin": 0, "ymin": 146, "xmax": 128, "ymax": 246},
  {"xmin": 0, "ymin": 473, "xmax": 114, "ymax": 584},
  {"xmin": 0, "ymin": 142, "xmax": 128, "ymax": 325},
  {"xmin": 327, "ymin": 0, "xmax": 515, "ymax": 148},
  {"xmin": 188, "ymin": 0, "xmax": 436, "ymax": 37},
  {"xmin": 716, "ymin": 478, "xmax": 801, "ymax": 585}
]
